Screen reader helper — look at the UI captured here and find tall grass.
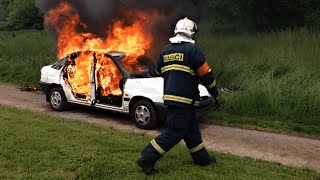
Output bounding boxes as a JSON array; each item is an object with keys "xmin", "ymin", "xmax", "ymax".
[
  {"xmin": 0, "ymin": 29, "xmax": 319, "ymax": 134},
  {"xmin": 199, "ymin": 29, "xmax": 320, "ymax": 129},
  {"xmin": 0, "ymin": 30, "xmax": 55, "ymax": 85}
]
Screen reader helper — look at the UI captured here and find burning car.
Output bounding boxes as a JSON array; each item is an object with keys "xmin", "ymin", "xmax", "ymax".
[{"xmin": 39, "ymin": 51, "xmax": 213, "ymax": 129}]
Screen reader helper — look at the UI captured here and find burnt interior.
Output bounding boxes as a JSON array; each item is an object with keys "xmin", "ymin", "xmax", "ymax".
[
  {"xmin": 96, "ymin": 88, "xmax": 122, "ymax": 107},
  {"xmin": 63, "ymin": 51, "xmax": 124, "ymax": 107}
]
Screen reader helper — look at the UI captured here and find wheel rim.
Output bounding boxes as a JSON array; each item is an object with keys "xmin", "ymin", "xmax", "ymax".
[
  {"xmin": 51, "ymin": 91, "xmax": 62, "ymax": 108},
  {"xmin": 135, "ymin": 105, "xmax": 150, "ymax": 126}
]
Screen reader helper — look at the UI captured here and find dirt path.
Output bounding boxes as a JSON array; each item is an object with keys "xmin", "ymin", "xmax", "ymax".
[{"xmin": 0, "ymin": 83, "xmax": 319, "ymax": 172}]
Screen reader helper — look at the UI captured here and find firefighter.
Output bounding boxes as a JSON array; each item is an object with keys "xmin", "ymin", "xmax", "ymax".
[{"xmin": 137, "ymin": 17, "xmax": 219, "ymax": 175}]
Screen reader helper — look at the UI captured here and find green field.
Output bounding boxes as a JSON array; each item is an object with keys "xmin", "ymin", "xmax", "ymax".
[
  {"xmin": 0, "ymin": 105, "xmax": 318, "ymax": 179},
  {"xmin": 0, "ymin": 30, "xmax": 54, "ymax": 85},
  {"xmin": 0, "ymin": 30, "xmax": 319, "ymax": 135},
  {"xmin": 201, "ymin": 29, "xmax": 320, "ymax": 135}
]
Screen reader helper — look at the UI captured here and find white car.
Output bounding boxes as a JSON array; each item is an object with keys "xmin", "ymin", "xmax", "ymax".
[{"xmin": 39, "ymin": 51, "xmax": 213, "ymax": 129}]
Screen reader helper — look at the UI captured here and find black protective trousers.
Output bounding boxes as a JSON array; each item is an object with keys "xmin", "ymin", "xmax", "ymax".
[{"xmin": 141, "ymin": 105, "xmax": 211, "ymax": 165}]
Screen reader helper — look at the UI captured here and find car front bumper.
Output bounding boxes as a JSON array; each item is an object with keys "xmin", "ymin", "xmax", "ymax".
[
  {"xmin": 39, "ymin": 81, "xmax": 53, "ymax": 102},
  {"xmin": 39, "ymin": 82, "xmax": 50, "ymax": 94}
]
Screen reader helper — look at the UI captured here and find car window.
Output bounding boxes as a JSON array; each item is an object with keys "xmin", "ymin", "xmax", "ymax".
[{"xmin": 121, "ymin": 55, "xmax": 155, "ymax": 76}]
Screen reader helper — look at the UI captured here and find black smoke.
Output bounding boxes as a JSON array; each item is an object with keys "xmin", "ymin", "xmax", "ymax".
[{"xmin": 36, "ymin": 0, "xmax": 208, "ymax": 57}]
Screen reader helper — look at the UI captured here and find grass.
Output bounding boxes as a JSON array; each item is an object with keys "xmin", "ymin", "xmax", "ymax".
[
  {"xmin": 199, "ymin": 29, "xmax": 320, "ymax": 135},
  {"xmin": 0, "ymin": 105, "xmax": 319, "ymax": 179},
  {"xmin": 0, "ymin": 30, "xmax": 55, "ymax": 85},
  {"xmin": 0, "ymin": 29, "xmax": 319, "ymax": 135},
  {"xmin": 205, "ymin": 111, "xmax": 320, "ymax": 136}
]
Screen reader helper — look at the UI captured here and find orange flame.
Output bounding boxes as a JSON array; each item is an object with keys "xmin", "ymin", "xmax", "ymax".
[
  {"xmin": 46, "ymin": 2, "xmax": 152, "ymax": 59},
  {"xmin": 46, "ymin": 2, "xmax": 154, "ymax": 100},
  {"xmin": 96, "ymin": 53, "xmax": 124, "ymax": 96},
  {"xmin": 66, "ymin": 52, "xmax": 93, "ymax": 98}
]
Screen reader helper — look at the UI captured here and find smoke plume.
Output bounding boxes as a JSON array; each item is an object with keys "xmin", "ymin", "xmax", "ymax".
[{"xmin": 36, "ymin": 0, "xmax": 208, "ymax": 57}]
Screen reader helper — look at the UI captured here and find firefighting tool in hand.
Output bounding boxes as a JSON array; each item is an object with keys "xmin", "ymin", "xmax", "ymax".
[
  {"xmin": 215, "ymin": 86, "xmax": 240, "ymax": 110},
  {"xmin": 218, "ymin": 86, "xmax": 240, "ymax": 95}
]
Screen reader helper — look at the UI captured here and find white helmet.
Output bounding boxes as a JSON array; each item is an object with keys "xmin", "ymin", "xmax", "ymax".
[{"xmin": 174, "ymin": 17, "xmax": 198, "ymax": 39}]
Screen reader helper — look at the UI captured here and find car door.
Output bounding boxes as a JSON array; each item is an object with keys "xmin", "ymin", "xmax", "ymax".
[
  {"xmin": 95, "ymin": 53, "xmax": 124, "ymax": 107},
  {"xmin": 65, "ymin": 51, "xmax": 95, "ymax": 102}
]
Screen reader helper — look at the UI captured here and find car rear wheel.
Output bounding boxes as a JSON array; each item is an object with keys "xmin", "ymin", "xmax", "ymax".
[
  {"xmin": 49, "ymin": 87, "xmax": 68, "ymax": 111},
  {"xmin": 131, "ymin": 100, "xmax": 158, "ymax": 129}
]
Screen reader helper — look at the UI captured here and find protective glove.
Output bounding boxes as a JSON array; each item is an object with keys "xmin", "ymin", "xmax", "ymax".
[
  {"xmin": 209, "ymin": 86, "xmax": 219, "ymax": 99},
  {"xmin": 209, "ymin": 87, "xmax": 222, "ymax": 110},
  {"xmin": 214, "ymin": 96, "xmax": 222, "ymax": 110}
]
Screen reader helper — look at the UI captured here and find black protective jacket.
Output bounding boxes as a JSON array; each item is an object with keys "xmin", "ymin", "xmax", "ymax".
[{"xmin": 156, "ymin": 42, "xmax": 218, "ymax": 107}]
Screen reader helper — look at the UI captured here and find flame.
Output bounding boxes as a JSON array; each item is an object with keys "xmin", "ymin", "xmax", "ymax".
[
  {"xmin": 96, "ymin": 53, "xmax": 123, "ymax": 96},
  {"xmin": 66, "ymin": 52, "xmax": 93, "ymax": 98},
  {"xmin": 46, "ymin": 2, "xmax": 152, "ymax": 59},
  {"xmin": 46, "ymin": 2, "xmax": 154, "ymax": 101}
]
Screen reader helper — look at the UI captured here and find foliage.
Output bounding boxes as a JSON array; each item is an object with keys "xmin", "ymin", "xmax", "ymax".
[
  {"xmin": 0, "ymin": 105, "xmax": 319, "ymax": 179},
  {"xmin": 0, "ymin": 0, "xmax": 43, "ymax": 30},
  {"xmin": 208, "ymin": 0, "xmax": 320, "ymax": 32},
  {"xmin": 0, "ymin": 0, "xmax": 319, "ymax": 32},
  {"xmin": 0, "ymin": 0, "xmax": 10, "ymax": 28}
]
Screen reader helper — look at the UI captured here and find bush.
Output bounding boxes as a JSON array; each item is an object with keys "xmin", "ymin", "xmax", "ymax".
[{"xmin": 0, "ymin": 0, "xmax": 43, "ymax": 30}]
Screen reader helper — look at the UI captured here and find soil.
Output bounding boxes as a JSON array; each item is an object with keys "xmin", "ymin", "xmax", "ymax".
[{"xmin": 0, "ymin": 83, "xmax": 319, "ymax": 172}]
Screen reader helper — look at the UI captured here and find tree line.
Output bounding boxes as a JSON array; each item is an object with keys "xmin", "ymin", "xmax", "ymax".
[
  {"xmin": 0, "ymin": 0, "xmax": 319, "ymax": 32},
  {"xmin": 208, "ymin": 0, "xmax": 320, "ymax": 32},
  {"xmin": 0, "ymin": 0, "xmax": 43, "ymax": 30}
]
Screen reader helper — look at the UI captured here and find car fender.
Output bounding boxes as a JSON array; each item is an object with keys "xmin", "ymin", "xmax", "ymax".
[
  {"xmin": 40, "ymin": 65, "xmax": 61, "ymax": 85},
  {"xmin": 40, "ymin": 65, "xmax": 80, "ymax": 103}
]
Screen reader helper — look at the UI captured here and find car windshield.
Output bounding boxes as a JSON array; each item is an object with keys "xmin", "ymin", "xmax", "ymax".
[
  {"xmin": 52, "ymin": 57, "xmax": 68, "ymax": 70},
  {"xmin": 120, "ymin": 55, "xmax": 155, "ymax": 77}
]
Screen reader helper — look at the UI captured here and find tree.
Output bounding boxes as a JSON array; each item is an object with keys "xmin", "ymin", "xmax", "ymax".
[
  {"xmin": 208, "ymin": 0, "xmax": 320, "ymax": 32},
  {"xmin": 0, "ymin": 0, "xmax": 11, "ymax": 30},
  {"xmin": 0, "ymin": 0, "xmax": 43, "ymax": 30}
]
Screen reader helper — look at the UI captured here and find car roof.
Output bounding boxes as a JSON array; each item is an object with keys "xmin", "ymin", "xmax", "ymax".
[
  {"xmin": 106, "ymin": 51, "xmax": 126, "ymax": 57},
  {"xmin": 67, "ymin": 51, "xmax": 126, "ymax": 59}
]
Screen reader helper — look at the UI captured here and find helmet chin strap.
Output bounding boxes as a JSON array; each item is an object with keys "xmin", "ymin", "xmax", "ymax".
[
  {"xmin": 175, "ymin": 32, "xmax": 193, "ymax": 39},
  {"xmin": 170, "ymin": 34, "xmax": 196, "ymax": 44}
]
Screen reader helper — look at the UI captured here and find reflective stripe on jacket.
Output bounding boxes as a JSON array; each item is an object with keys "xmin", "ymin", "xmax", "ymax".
[{"xmin": 156, "ymin": 42, "xmax": 216, "ymax": 107}]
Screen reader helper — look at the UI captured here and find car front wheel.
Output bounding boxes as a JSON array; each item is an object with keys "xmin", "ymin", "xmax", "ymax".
[
  {"xmin": 49, "ymin": 87, "xmax": 68, "ymax": 111},
  {"xmin": 131, "ymin": 100, "xmax": 158, "ymax": 130}
]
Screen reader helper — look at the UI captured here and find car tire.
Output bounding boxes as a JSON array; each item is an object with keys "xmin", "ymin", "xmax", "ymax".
[
  {"xmin": 131, "ymin": 100, "xmax": 158, "ymax": 130},
  {"xmin": 49, "ymin": 87, "xmax": 68, "ymax": 111}
]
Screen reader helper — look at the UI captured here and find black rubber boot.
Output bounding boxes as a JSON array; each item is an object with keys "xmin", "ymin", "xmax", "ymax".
[
  {"xmin": 136, "ymin": 157, "xmax": 156, "ymax": 175},
  {"xmin": 194, "ymin": 155, "xmax": 216, "ymax": 166},
  {"xmin": 191, "ymin": 148, "xmax": 217, "ymax": 166}
]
